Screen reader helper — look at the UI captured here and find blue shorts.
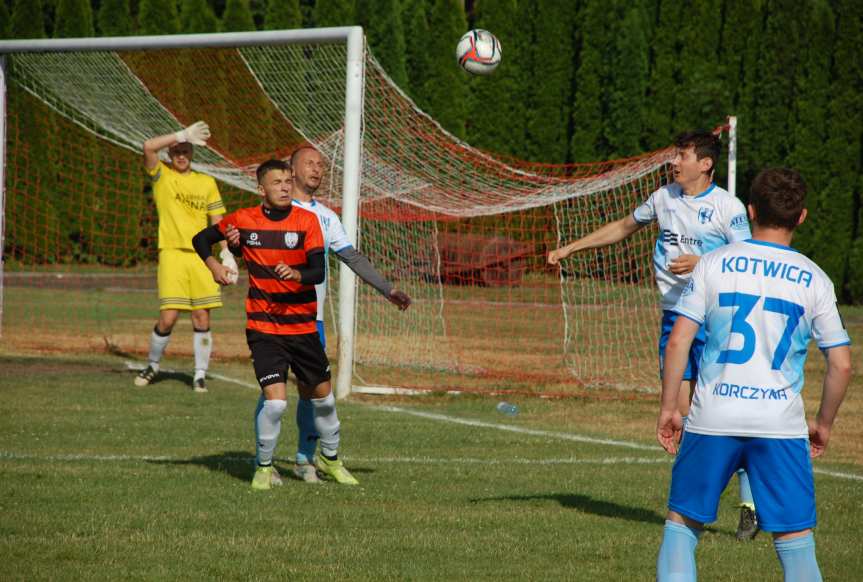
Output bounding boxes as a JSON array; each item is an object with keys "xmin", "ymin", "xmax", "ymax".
[
  {"xmin": 669, "ymin": 432, "xmax": 816, "ymax": 532},
  {"xmin": 659, "ymin": 310, "xmax": 706, "ymax": 381},
  {"xmin": 316, "ymin": 320, "xmax": 326, "ymax": 350}
]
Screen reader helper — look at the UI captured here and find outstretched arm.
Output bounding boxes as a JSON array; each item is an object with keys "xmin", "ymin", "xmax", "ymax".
[
  {"xmin": 809, "ymin": 345, "xmax": 852, "ymax": 458},
  {"xmin": 142, "ymin": 121, "xmax": 211, "ymax": 172},
  {"xmin": 335, "ymin": 247, "xmax": 411, "ymax": 310},
  {"xmin": 548, "ymin": 215, "xmax": 644, "ymax": 265}
]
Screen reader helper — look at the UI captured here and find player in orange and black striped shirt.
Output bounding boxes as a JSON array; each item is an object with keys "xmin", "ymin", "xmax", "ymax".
[{"xmin": 193, "ymin": 159, "xmax": 359, "ymax": 488}]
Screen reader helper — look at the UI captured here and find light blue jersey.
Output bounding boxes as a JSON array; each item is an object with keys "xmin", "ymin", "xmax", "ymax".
[
  {"xmin": 292, "ymin": 198, "xmax": 353, "ymax": 321},
  {"xmin": 673, "ymin": 240, "xmax": 850, "ymax": 438},
  {"xmin": 633, "ymin": 183, "xmax": 751, "ymax": 309}
]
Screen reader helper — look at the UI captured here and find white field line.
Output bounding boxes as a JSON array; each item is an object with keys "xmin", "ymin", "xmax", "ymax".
[
  {"xmin": 0, "ymin": 451, "xmax": 668, "ymax": 466},
  {"xmin": 122, "ymin": 363, "xmax": 863, "ymax": 482}
]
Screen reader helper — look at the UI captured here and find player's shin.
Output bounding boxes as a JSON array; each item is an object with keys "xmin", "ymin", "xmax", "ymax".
[
  {"xmin": 148, "ymin": 325, "xmax": 171, "ymax": 370},
  {"xmin": 774, "ymin": 532, "xmax": 822, "ymax": 582},
  {"xmin": 296, "ymin": 398, "xmax": 318, "ymax": 464},
  {"xmin": 193, "ymin": 328, "xmax": 212, "ymax": 381},
  {"xmin": 657, "ymin": 520, "xmax": 700, "ymax": 582},
  {"xmin": 311, "ymin": 392, "xmax": 340, "ymax": 458},
  {"xmin": 255, "ymin": 397, "xmax": 288, "ymax": 466}
]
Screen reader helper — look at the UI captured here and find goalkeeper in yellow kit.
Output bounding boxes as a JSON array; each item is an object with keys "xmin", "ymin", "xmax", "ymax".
[{"xmin": 134, "ymin": 121, "xmax": 237, "ymax": 392}]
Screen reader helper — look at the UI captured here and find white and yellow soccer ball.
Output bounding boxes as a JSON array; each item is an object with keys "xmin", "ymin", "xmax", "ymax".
[{"xmin": 456, "ymin": 29, "xmax": 502, "ymax": 75}]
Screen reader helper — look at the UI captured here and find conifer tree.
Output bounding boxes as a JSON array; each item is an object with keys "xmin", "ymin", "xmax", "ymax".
[
  {"xmin": 672, "ymin": 0, "xmax": 722, "ymax": 134},
  {"xmin": 11, "ymin": 0, "xmax": 47, "ymax": 38},
  {"xmin": 642, "ymin": 0, "xmax": 680, "ymax": 150},
  {"xmin": 358, "ymin": 0, "xmax": 408, "ymax": 89},
  {"xmin": 468, "ymin": 0, "xmax": 524, "ymax": 156},
  {"xmin": 265, "ymin": 0, "xmax": 302, "ymax": 29},
  {"xmin": 0, "ymin": 2, "xmax": 10, "ymax": 38},
  {"xmin": 181, "ymin": 0, "xmax": 220, "ymax": 33},
  {"xmin": 570, "ymin": 0, "xmax": 609, "ymax": 161},
  {"xmin": 401, "ymin": 0, "xmax": 432, "ymax": 109},
  {"xmin": 97, "ymin": 0, "xmax": 133, "ymax": 36},
  {"xmin": 53, "ymin": 0, "xmax": 94, "ymax": 38},
  {"xmin": 222, "ymin": 0, "xmax": 256, "ymax": 32},
  {"xmin": 422, "ymin": 0, "xmax": 468, "ymax": 138},
  {"xmin": 313, "ymin": 0, "xmax": 356, "ymax": 27},
  {"xmin": 606, "ymin": 1, "xmax": 648, "ymax": 158},
  {"xmin": 138, "ymin": 0, "xmax": 180, "ymax": 35}
]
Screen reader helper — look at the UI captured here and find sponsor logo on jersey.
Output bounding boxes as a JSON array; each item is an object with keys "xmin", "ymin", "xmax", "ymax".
[
  {"xmin": 730, "ymin": 213, "xmax": 749, "ymax": 230},
  {"xmin": 247, "ymin": 232, "xmax": 262, "ymax": 247},
  {"xmin": 284, "ymin": 232, "xmax": 299, "ymax": 249},
  {"xmin": 720, "ymin": 255, "xmax": 813, "ymax": 288},
  {"xmin": 662, "ymin": 229, "xmax": 703, "ymax": 247},
  {"xmin": 174, "ymin": 191, "xmax": 206, "ymax": 211},
  {"xmin": 698, "ymin": 207, "xmax": 714, "ymax": 224}
]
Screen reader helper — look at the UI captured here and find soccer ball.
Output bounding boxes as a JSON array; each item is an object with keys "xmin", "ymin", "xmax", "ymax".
[{"xmin": 456, "ymin": 29, "xmax": 502, "ymax": 75}]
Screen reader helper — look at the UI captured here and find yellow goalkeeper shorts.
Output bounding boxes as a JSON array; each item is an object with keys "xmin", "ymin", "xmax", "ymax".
[{"xmin": 157, "ymin": 248, "xmax": 223, "ymax": 311}]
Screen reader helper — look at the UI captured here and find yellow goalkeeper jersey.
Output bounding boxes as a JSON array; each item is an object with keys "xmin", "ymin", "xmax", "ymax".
[{"xmin": 148, "ymin": 160, "xmax": 225, "ymax": 250}]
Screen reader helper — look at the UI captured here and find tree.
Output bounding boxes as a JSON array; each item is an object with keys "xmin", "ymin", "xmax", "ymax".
[
  {"xmin": 642, "ymin": 0, "xmax": 680, "ymax": 150},
  {"xmin": 222, "ymin": 0, "xmax": 257, "ymax": 32},
  {"xmin": 138, "ymin": 0, "xmax": 180, "ymax": 35},
  {"xmin": 97, "ymin": 0, "xmax": 133, "ymax": 36},
  {"xmin": 672, "ymin": 0, "xmax": 723, "ymax": 134},
  {"xmin": 786, "ymin": 0, "xmax": 834, "ymax": 259},
  {"xmin": 0, "ymin": 1, "xmax": 12, "ymax": 38},
  {"xmin": 181, "ymin": 0, "xmax": 220, "ymax": 33},
  {"xmin": 357, "ymin": 0, "xmax": 408, "ymax": 89},
  {"xmin": 264, "ymin": 0, "xmax": 302, "ymax": 29},
  {"xmin": 11, "ymin": 0, "xmax": 47, "ymax": 39},
  {"xmin": 421, "ymin": 0, "xmax": 468, "ymax": 138},
  {"xmin": 401, "ymin": 0, "xmax": 432, "ymax": 109},
  {"xmin": 313, "ymin": 0, "xmax": 356, "ymax": 27},
  {"xmin": 467, "ymin": 0, "xmax": 525, "ymax": 157},
  {"xmin": 570, "ymin": 0, "xmax": 610, "ymax": 161},
  {"xmin": 523, "ymin": 0, "xmax": 576, "ymax": 162},
  {"xmin": 53, "ymin": 0, "xmax": 94, "ymax": 38},
  {"xmin": 606, "ymin": 0, "xmax": 648, "ymax": 158},
  {"xmin": 821, "ymin": 0, "xmax": 863, "ymax": 300}
]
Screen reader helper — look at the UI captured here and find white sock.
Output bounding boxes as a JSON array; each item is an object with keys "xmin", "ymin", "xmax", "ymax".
[
  {"xmin": 255, "ymin": 398, "xmax": 287, "ymax": 466},
  {"xmin": 193, "ymin": 329, "xmax": 212, "ymax": 379},
  {"xmin": 312, "ymin": 393, "xmax": 340, "ymax": 458},
  {"xmin": 147, "ymin": 325, "xmax": 171, "ymax": 371}
]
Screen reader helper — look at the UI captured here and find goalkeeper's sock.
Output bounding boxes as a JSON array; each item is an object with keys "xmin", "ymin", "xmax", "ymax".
[
  {"xmin": 311, "ymin": 393, "xmax": 340, "ymax": 458},
  {"xmin": 193, "ymin": 328, "xmax": 212, "ymax": 380},
  {"xmin": 255, "ymin": 397, "xmax": 287, "ymax": 466},
  {"xmin": 737, "ymin": 468, "xmax": 755, "ymax": 509},
  {"xmin": 657, "ymin": 520, "xmax": 700, "ymax": 582},
  {"xmin": 774, "ymin": 533, "xmax": 821, "ymax": 582},
  {"xmin": 147, "ymin": 325, "xmax": 171, "ymax": 370},
  {"xmin": 295, "ymin": 398, "xmax": 319, "ymax": 465}
]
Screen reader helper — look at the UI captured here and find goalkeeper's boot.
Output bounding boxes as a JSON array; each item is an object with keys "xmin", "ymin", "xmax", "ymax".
[
  {"xmin": 292, "ymin": 462, "xmax": 321, "ymax": 483},
  {"xmin": 192, "ymin": 377, "xmax": 208, "ymax": 393},
  {"xmin": 315, "ymin": 453, "xmax": 359, "ymax": 486},
  {"xmin": 736, "ymin": 505, "xmax": 760, "ymax": 541},
  {"xmin": 134, "ymin": 365, "xmax": 158, "ymax": 387},
  {"xmin": 251, "ymin": 465, "xmax": 274, "ymax": 491}
]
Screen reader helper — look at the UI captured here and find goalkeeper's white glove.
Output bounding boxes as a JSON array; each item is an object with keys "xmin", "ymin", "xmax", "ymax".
[
  {"xmin": 174, "ymin": 121, "xmax": 211, "ymax": 146},
  {"xmin": 219, "ymin": 248, "xmax": 239, "ymax": 285}
]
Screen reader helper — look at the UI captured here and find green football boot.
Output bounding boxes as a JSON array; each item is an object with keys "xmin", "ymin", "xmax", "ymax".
[
  {"xmin": 315, "ymin": 454, "xmax": 359, "ymax": 486},
  {"xmin": 251, "ymin": 465, "xmax": 274, "ymax": 491}
]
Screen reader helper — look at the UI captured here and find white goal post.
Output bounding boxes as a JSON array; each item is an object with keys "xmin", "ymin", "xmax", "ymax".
[{"xmin": 0, "ymin": 27, "xmax": 365, "ymax": 399}]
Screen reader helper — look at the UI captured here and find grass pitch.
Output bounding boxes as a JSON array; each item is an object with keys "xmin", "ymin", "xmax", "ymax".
[{"xmin": 1, "ymin": 349, "xmax": 861, "ymax": 581}]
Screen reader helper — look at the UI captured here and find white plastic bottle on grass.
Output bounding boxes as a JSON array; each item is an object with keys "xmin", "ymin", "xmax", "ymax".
[{"xmin": 496, "ymin": 402, "xmax": 518, "ymax": 416}]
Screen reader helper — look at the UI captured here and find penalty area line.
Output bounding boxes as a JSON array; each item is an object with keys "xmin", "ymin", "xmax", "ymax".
[{"xmin": 120, "ymin": 362, "xmax": 863, "ymax": 482}]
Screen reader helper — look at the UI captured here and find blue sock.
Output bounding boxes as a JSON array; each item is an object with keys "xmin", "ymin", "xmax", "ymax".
[
  {"xmin": 737, "ymin": 468, "xmax": 754, "ymax": 507},
  {"xmin": 657, "ymin": 520, "xmax": 700, "ymax": 582},
  {"xmin": 774, "ymin": 533, "xmax": 821, "ymax": 582},
  {"xmin": 295, "ymin": 398, "xmax": 318, "ymax": 464}
]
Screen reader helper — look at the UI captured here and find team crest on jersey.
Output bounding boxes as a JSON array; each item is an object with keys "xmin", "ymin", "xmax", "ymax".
[
  {"xmin": 698, "ymin": 207, "xmax": 714, "ymax": 224},
  {"xmin": 284, "ymin": 232, "xmax": 299, "ymax": 249}
]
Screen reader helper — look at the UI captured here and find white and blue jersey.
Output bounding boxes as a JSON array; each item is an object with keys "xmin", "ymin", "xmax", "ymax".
[
  {"xmin": 673, "ymin": 240, "xmax": 850, "ymax": 439},
  {"xmin": 632, "ymin": 183, "xmax": 751, "ymax": 310},
  {"xmin": 291, "ymin": 198, "xmax": 353, "ymax": 323}
]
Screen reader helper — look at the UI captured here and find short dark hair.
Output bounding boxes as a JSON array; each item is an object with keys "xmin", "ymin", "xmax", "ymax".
[
  {"xmin": 749, "ymin": 168, "xmax": 807, "ymax": 230},
  {"xmin": 674, "ymin": 130, "xmax": 721, "ymax": 175},
  {"xmin": 256, "ymin": 158, "xmax": 289, "ymax": 184},
  {"xmin": 289, "ymin": 145, "xmax": 320, "ymax": 169}
]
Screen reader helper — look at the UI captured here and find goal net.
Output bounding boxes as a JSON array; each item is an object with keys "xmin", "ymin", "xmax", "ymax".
[{"xmin": 1, "ymin": 29, "xmax": 721, "ymax": 395}]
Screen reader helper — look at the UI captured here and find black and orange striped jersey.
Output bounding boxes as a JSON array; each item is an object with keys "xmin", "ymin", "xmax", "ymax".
[{"xmin": 218, "ymin": 205, "xmax": 324, "ymax": 335}]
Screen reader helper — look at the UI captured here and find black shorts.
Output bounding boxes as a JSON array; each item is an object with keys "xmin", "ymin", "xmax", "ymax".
[{"xmin": 246, "ymin": 329, "xmax": 331, "ymax": 389}]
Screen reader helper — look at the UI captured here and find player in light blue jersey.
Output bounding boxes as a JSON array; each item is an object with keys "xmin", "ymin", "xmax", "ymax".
[
  {"xmin": 548, "ymin": 131, "xmax": 758, "ymax": 537},
  {"xmin": 227, "ymin": 146, "xmax": 411, "ymax": 484},
  {"xmin": 655, "ymin": 168, "xmax": 852, "ymax": 582}
]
